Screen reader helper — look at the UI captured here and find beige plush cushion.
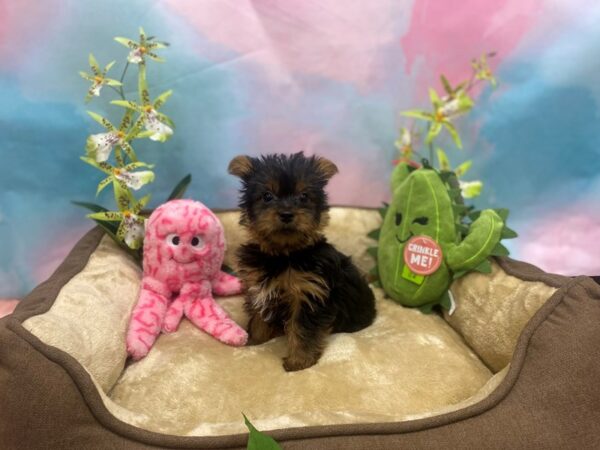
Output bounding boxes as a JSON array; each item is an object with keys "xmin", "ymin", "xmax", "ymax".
[
  {"xmin": 109, "ymin": 288, "xmax": 491, "ymax": 436},
  {"xmin": 447, "ymin": 264, "xmax": 557, "ymax": 371},
  {"xmin": 20, "ymin": 207, "xmax": 558, "ymax": 437},
  {"xmin": 23, "ymin": 237, "xmax": 140, "ymax": 392}
]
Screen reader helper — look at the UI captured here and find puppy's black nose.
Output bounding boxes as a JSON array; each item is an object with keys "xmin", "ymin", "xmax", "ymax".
[{"xmin": 279, "ymin": 211, "xmax": 294, "ymax": 223}]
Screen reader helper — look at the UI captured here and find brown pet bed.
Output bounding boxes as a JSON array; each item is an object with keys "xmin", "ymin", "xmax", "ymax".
[{"xmin": 1, "ymin": 207, "xmax": 599, "ymax": 449}]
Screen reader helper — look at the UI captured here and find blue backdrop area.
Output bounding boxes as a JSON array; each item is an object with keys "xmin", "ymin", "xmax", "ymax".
[{"xmin": 1, "ymin": 0, "xmax": 599, "ymax": 298}]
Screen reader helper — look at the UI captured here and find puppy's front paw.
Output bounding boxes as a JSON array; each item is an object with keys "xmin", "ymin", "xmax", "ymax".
[{"xmin": 282, "ymin": 355, "xmax": 317, "ymax": 372}]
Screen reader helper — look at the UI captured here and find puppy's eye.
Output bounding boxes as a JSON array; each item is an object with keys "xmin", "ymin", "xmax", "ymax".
[
  {"xmin": 413, "ymin": 216, "xmax": 429, "ymax": 225},
  {"xmin": 167, "ymin": 234, "xmax": 180, "ymax": 246},
  {"xmin": 263, "ymin": 192, "xmax": 274, "ymax": 203},
  {"xmin": 299, "ymin": 192, "xmax": 309, "ymax": 203},
  {"xmin": 395, "ymin": 213, "xmax": 402, "ymax": 225},
  {"xmin": 191, "ymin": 236, "xmax": 204, "ymax": 248}
]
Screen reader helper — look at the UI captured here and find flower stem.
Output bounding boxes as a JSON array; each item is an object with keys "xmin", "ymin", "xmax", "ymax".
[{"xmin": 117, "ymin": 61, "xmax": 130, "ymax": 100}]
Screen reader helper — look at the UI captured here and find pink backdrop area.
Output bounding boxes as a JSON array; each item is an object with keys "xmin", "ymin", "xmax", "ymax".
[{"xmin": 1, "ymin": 0, "xmax": 600, "ymax": 306}]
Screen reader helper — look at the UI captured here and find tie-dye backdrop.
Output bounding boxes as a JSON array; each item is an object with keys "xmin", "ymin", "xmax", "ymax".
[{"xmin": 1, "ymin": 0, "xmax": 599, "ymax": 299}]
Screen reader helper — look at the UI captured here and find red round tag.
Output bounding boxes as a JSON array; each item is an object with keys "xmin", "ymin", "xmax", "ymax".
[{"xmin": 403, "ymin": 235, "xmax": 443, "ymax": 275}]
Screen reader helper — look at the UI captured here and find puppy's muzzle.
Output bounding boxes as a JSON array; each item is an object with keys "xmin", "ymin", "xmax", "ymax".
[{"xmin": 279, "ymin": 211, "xmax": 294, "ymax": 223}]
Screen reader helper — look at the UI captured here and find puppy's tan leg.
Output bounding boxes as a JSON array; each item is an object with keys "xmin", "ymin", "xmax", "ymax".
[{"xmin": 247, "ymin": 312, "xmax": 283, "ymax": 345}]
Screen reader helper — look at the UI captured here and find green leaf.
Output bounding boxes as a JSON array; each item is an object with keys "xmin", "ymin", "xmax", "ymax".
[
  {"xmin": 367, "ymin": 228, "xmax": 380, "ymax": 240},
  {"xmin": 454, "ymin": 160, "xmax": 472, "ymax": 177},
  {"xmin": 444, "ymin": 122, "xmax": 462, "ymax": 149},
  {"xmin": 490, "ymin": 242, "xmax": 510, "ymax": 257},
  {"xmin": 167, "ymin": 174, "xmax": 192, "ymax": 201},
  {"xmin": 436, "ymin": 148, "xmax": 451, "ymax": 171},
  {"xmin": 453, "ymin": 204, "xmax": 469, "ymax": 216},
  {"xmin": 418, "ymin": 303, "xmax": 435, "ymax": 314},
  {"xmin": 401, "ymin": 110, "xmax": 434, "ymax": 121},
  {"xmin": 72, "ymin": 201, "xmax": 109, "ymax": 213},
  {"xmin": 440, "ymin": 75, "xmax": 452, "ymax": 95},
  {"xmin": 452, "ymin": 270, "xmax": 468, "ymax": 280},
  {"xmin": 91, "ymin": 218, "xmax": 120, "ymax": 240},
  {"xmin": 494, "ymin": 208, "xmax": 510, "ymax": 222},
  {"xmin": 244, "ymin": 414, "xmax": 282, "ymax": 450},
  {"xmin": 367, "ymin": 247, "xmax": 378, "ymax": 259},
  {"xmin": 468, "ymin": 210, "xmax": 482, "ymax": 221},
  {"xmin": 501, "ymin": 226, "xmax": 518, "ymax": 239},
  {"xmin": 473, "ymin": 259, "xmax": 492, "ymax": 274}
]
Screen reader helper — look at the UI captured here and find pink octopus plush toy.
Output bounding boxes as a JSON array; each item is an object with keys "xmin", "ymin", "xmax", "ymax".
[{"xmin": 126, "ymin": 199, "xmax": 248, "ymax": 360}]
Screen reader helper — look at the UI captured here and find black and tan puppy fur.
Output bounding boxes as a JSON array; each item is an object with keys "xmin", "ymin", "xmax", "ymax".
[{"xmin": 228, "ymin": 152, "xmax": 376, "ymax": 372}]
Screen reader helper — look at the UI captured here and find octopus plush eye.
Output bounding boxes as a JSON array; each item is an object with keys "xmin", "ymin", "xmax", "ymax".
[
  {"xmin": 166, "ymin": 234, "xmax": 180, "ymax": 246},
  {"xmin": 191, "ymin": 236, "xmax": 204, "ymax": 248}
]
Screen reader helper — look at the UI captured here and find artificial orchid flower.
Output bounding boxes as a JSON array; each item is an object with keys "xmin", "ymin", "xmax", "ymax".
[
  {"xmin": 88, "ymin": 195, "xmax": 150, "ymax": 249},
  {"xmin": 402, "ymin": 87, "xmax": 473, "ymax": 149},
  {"xmin": 114, "ymin": 27, "xmax": 166, "ymax": 65},
  {"xmin": 111, "ymin": 90, "xmax": 174, "ymax": 143},
  {"xmin": 472, "ymin": 53, "xmax": 498, "ymax": 88},
  {"xmin": 80, "ymin": 157, "xmax": 155, "ymax": 195},
  {"xmin": 79, "ymin": 54, "xmax": 122, "ymax": 102},
  {"xmin": 85, "ymin": 111, "xmax": 140, "ymax": 163}
]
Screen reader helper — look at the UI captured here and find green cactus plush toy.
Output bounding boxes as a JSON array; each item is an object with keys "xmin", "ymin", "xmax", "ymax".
[{"xmin": 375, "ymin": 162, "xmax": 515, "ymax": 313}]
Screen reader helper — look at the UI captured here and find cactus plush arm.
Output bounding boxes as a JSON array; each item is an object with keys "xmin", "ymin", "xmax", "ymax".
[{"xmin": 446, "ymin": 209, "xmax": 503, "ymax": 272}]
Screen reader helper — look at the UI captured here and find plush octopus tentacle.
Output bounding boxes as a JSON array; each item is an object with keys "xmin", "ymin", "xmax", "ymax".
[
  {"xmin": 211, "ymin": 271, "xmax": 243, "ymax": 296},
  {"xmin": 161, "ymin": 296, "xmax": 186, "ymax": 333},
  {"xmin": 126, "ymin": 277, "xmax": 170, "ymax": 360},
  {"xmin": 180, "ymin": 281, "xmax": 248, "ymax": 346}
]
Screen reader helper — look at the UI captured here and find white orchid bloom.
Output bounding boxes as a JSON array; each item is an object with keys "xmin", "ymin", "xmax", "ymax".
[
  {"xmin": 114, "ymin": 169, "xmax": 155, "ymax": 190},
  {"xmin": 143, "ymin": 108, "xmax": 173, "ymax": 142},
  {"xmin": 87, "ymin": 131, "xmax": 124, "ymax": 162},
  {"xmin": 90, "ymin": 81, "xmax": 103, "ymax": 97},
  {"xmin": 128, "ymin": 48, "xmax": 144, "ymax": 64},
  {"xmin": 121, "ymin": 212, "xmax": 145, "ymax": 248}
]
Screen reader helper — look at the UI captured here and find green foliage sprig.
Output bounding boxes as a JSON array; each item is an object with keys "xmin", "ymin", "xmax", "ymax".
[
  {"xmin": 74, "ymin": 27, "xmax": 191, "ymax": 261},
  {"xmin": 395, "ymin": 52, "xmax": 498, "ymax": 199}
]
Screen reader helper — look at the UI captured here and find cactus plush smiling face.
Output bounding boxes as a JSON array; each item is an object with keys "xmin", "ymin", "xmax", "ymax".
[{"xmin": 378, "ymin": 163, "xmax": 504, "ymax": 310}]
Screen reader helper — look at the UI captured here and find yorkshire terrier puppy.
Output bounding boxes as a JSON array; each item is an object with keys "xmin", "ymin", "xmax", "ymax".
[{"xmin": 228, "ymin": 152, "xmax": 376, "ymax": 371}]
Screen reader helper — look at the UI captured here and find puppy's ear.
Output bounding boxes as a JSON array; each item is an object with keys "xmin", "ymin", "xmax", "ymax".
[
  {"xmin": 315, "ymin": 157, "xmax": 338, "ymax": 180},
  {"xmin": 228, "ymin": 155, "xmax": 254, "ymax": 178}
]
